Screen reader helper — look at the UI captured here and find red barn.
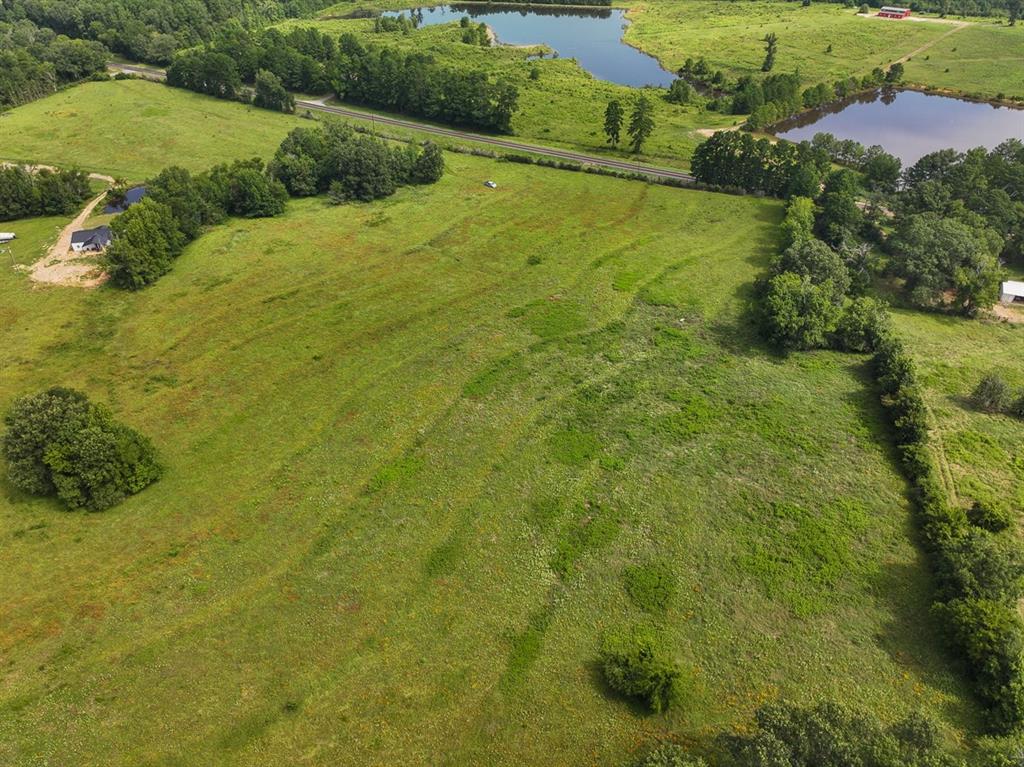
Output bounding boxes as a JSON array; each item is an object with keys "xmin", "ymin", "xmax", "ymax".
[{"xmin": 877, "ymin": 6, "xmax": 912, "ymax": 17}]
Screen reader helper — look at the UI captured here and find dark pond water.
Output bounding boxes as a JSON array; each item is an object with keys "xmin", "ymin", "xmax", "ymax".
[
  {"xmin": 776, "ymin": 88, "xmax": 1024, "ymax": 167},
  {"xmin": 383, "ymin": 4, "xmax": 675, "ymax": 88}
]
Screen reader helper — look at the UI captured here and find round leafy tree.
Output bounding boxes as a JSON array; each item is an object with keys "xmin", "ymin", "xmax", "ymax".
[{"xmin": 2, "ymin": 387, "xmax": 162, "ymax": 511}]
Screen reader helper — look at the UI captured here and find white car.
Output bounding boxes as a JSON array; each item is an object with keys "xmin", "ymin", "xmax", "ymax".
[
  {"xmin": 0, "ymin": 233, "xmax": 16, "ymax": 243},
  {"xmin": 484, "ymin": 181, "xmax": 498, "ymax": 189}
]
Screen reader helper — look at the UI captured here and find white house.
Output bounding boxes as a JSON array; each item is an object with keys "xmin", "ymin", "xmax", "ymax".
[
  {"xmin": 1001, "ymin": 281, "xmax": 1024, "ymax": 305},
  {"xmin": 70, "ymin": 226, "xmax": 111, "ymax": 253}
]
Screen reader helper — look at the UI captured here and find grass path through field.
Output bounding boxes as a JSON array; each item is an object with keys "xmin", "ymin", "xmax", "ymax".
[{"xmin": 886, "ymin": 20, "xmax": 968, "ymax": 66}]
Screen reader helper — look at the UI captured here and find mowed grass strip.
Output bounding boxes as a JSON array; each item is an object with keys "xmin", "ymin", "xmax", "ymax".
[
  {"xmin": 892, "ymin": 309, "xmax": 1024, "ymax": 511},
  {"xmin": 0, "ymin": 150, "xmax": 978, "ymax": 765}
]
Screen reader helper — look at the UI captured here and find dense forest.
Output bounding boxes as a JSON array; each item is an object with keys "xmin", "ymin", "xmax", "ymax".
[
  {"xmin": 0, "ymin": 19, "xmax": 107, "ymax": 109},
  {"xmin": 0, "ymin": 0, "xmax": 336, "ymax": 63}
]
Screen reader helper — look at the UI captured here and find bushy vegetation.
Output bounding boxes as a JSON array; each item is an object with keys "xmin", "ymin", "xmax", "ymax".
[
  {"xmin": 106, "ymin": 158, "xmax": 287, "ymax": 289},
  {"xmin": 691, "ymin": 131, "xmax": 831, "ymax": 198},
  {"xmin": 599, "ymin": 624, "xmax": 681, "ymax": 713},
  {"xmin": 0, "ymin": 165, "xmax": 91, "ymax": 221},
  {"xmin": 270, "ymin": 121, "xmax": 444, "ymax": 202},
  {"xmin": 0, "ymin": 19, "xmax": 108, "ymax": 110},
  {"xmin": 168, "ymin": 25, "xmax": 519, "ymax": 132},
  {"xmin": 970, "ymin": 371, "xmax": 1024, "ymax": 421},
  {"xmin": 2, "ymin": 387, "xmax": 161, "ymax": 511},
  {"xmin": 741, "ymin": 127, "xmax": 1024, "ymax": 730},
  {"xmin": 718, "ymin": 701, "xmax": 960, "ymax": 766}
]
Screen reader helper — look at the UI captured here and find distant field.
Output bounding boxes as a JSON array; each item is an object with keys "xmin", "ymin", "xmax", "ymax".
[
  {"xmin": 0, "ymin": 143, "xmax": 978, "ymax": 763},
  {"xmin": 624, "ymin": 1, "xmax": 948, "ymax": 84},
  {"xmin": 274, "ymin": 14, "xmax": 737, "ymax": 166},
  {"xmin": 901, "ymin": 22, "xmax": 1024, "ymax": 99},
  {"xmin": 893, "ymin": 310, "xmax": 1024, "ymax": 512},
  {"xmin": 0, "ymin": 79, "xmax": 307, "ymax": 180}
]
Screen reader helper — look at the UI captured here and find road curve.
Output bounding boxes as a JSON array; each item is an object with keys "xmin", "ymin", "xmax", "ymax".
[{"xmin": 109, "ymin": 64, "xmax": 696, "ymax": 184}]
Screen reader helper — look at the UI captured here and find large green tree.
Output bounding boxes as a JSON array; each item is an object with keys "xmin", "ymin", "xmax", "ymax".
[
  {"xmin": 104, "ymin": 198, "xmax": 185, "ymax": 290},
  {"xmin": 627, "ymin": 95, "xmax": 655, "ymax": 154},
  {"xmin": 890, "ymin": 213, "xmax": 1003, "ymax": 315}
]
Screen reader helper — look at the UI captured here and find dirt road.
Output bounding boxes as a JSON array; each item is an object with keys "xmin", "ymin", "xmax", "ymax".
[{"xmin": 29, "ymin": 190, "xmax": 110, "ymax": 288}]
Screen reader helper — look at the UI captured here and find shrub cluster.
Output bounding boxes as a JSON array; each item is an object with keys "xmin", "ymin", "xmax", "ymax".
[
  {"xmin": 690, "ymin": 131, "xmax": 832, "ymax": 198},
  {"xmin": 873, "ymin": 334, "xmax": 1024, "ymax": 732},
  {"xmin": 106, "ymin": 159, "xmax": 287, "ymax": 289},
  {"xmin": 269, "ymin": 122, "xmax": 444, "ymax": 203},
  {"xmin": 167, "ymin": 26, "xmax": 519, "ymax": 132},
  {"xmin": 971, "ymin": 372, "xmax": 1024, "ymax": 418},
  {"xmin": 599, "ymin": 624, "xmax": 681, "ymax": 713},
  {"xmin": 0, "ymin": 165, "xmax": 92, "ymax": 222},
  {"xmin": 2, "ymin": 387, "xmax": 161, "ymax": 511},
  {"xmin": 717, "ymin": 701, "xmax": 959, "ymax": 767}
]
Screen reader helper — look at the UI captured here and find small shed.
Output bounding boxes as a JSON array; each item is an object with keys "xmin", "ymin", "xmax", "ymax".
[
  {"xmin": 103, "ymin": 186, "xmax": 147, "ymax": 214},
  {"xmin": 70, "ymin": 225, "xmax": 112, "ymax": 253},
  {"xmin": 1000, "ymin": 280, "xmax": 1024, "ymax": 305},
  {"xmin": 878, "ymin": 6, "xmax": 912, "ymax": 17}
]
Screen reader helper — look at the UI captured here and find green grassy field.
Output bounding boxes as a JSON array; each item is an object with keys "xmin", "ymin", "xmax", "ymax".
[
  {"xmin": 0, "ymin": 127, "xmax": 980, "ymax": 765},
  {"xmin": 624, "ymin": 1, "xmax": 1024, "ymax": 101},
  {"xmin": 892, "ymin": 310, "xmax": 1024, "ymax": 513},
  {"xmin": 901, "ymin": 22, "xmax": 1024, "ymax": 100},
  {"xmin": 0, "ymin": 79, "xmax": 309, "ymax": 180}
]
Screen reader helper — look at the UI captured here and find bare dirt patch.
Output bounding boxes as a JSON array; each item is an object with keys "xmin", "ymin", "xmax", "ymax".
[
  {"xmin": 993, "ymin": 303, "xmax": 1024, "ymax": 323},
  {"xmin": 29, "ymin": 191, "xmax": 110, "ymax": 288}
]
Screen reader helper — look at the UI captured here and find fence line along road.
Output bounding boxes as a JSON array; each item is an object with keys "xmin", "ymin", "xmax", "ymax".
[{"xmin": 109, "ymin": 64, "xmax": 696, "ymax": 185}]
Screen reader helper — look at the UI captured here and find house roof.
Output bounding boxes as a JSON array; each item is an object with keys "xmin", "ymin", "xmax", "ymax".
[
  {"xmin": 71, "ymin": 225, "xmax": 112, "ymax": 248},
  {"xmin": 1002, "ymin": 280, "xmax": 1024, "ymax": 297},
  {"xmin": 102, "ymin": 185, "xmax": 147, "ymax": 214},
  {"xmin": 879, "ymin": 6, "xmax": 910, "ymax": 11}
]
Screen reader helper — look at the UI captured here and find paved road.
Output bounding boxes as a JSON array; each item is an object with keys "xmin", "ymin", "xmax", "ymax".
[{"xmin": 109, "ymin": 64, "xmax": 696, "ymax": 184}]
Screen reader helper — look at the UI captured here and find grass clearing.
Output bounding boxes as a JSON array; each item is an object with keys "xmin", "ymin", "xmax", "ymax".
[
  {"xmin": 891, "ymin": 310, "xmax": 1024, "ymax": 512},
  {"xmin": 901, "ymin": 23, "xmax": 1024, "ymax": 99},
  {"xmin": 0, "ymin": 79, "xmax": 308, "ymax": 179},
  {"xmin": 0, "ymin": 140, "xmax": 980, "ymax": 764}
]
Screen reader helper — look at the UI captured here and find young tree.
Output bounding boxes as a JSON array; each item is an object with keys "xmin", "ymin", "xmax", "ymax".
[
  {"xmin": 762, "ymin": 272, "xmax": 842, "ymax": 350},
  {"xmin": 410, "ymin": 142, "xmax": 445, "ymax": 184},
  {"xmin": 761, "ymin": 32, "xmax": 779, "ymax": 72},
  {"xmin": 816, "ymin": 169, "xmax": 863, "ymax": 245},
  {"xmin": 603, "ymin": 99, "xmax": 624, "ymax": 146},
  {"xmin": 105, "ymin": 198, "xmax": 185, "ymax": 290},
  {"xmin": 665, "ymin": 78, "xmax": 693, "ymax": 105},
  {"xmin": 627, "ymin": 95, "xmax": 655, "ymax": 154},
  {"xmin": 253, "ymin": 69, "xmax": 295, "ymax": 113},
  {"xmin": 780, "ymin": 196, "xmax": 816, "ymax": 248},
  {"xmin": 599, "ymin": 625, "xmax": 681, "ymax": 712}
]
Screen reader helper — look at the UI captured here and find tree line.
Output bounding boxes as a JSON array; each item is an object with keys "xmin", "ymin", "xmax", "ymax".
[
  {"xmin": 0, "ymin": 165, "xmax": 92, "ymax": 221},
  {"xmin": 677, "ymin": 53, "xmax": 904, "ymax": 129},
  {"xmin": 0, "ymin": 0, "xmax": 336, "ymax": 65},
  {"xmin": 105, "ymin": 121, "xmax": 445, "ymax": 289},
  {"xmin": 719, "ymin": 126, "xmax": 1024, "ymax": 731},
  {"xmin": 0, "ymin": 19, "xmax": 108, "ymax": 110},
  {"xmin": 165, "ymin": 26, "xmax": 520, "ymax": 132}
]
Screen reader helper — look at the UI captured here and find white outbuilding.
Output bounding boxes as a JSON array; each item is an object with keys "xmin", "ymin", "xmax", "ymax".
[
  {"xmin": 0, "ymin": 232, "xmax": 15, "ymax": 243},
  {"xmin": 1000, "ymin": 281, "xmax": 1024, "ymax": 305}
]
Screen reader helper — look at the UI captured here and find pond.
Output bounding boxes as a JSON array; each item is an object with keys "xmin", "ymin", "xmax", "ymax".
[
  {"xmin": 775, "ymin": 88, "xmax": 1024, "ymax": 167},
  {"xmin": 383, "ymin": 4, "xmax": 676, "ymax": 88}
]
